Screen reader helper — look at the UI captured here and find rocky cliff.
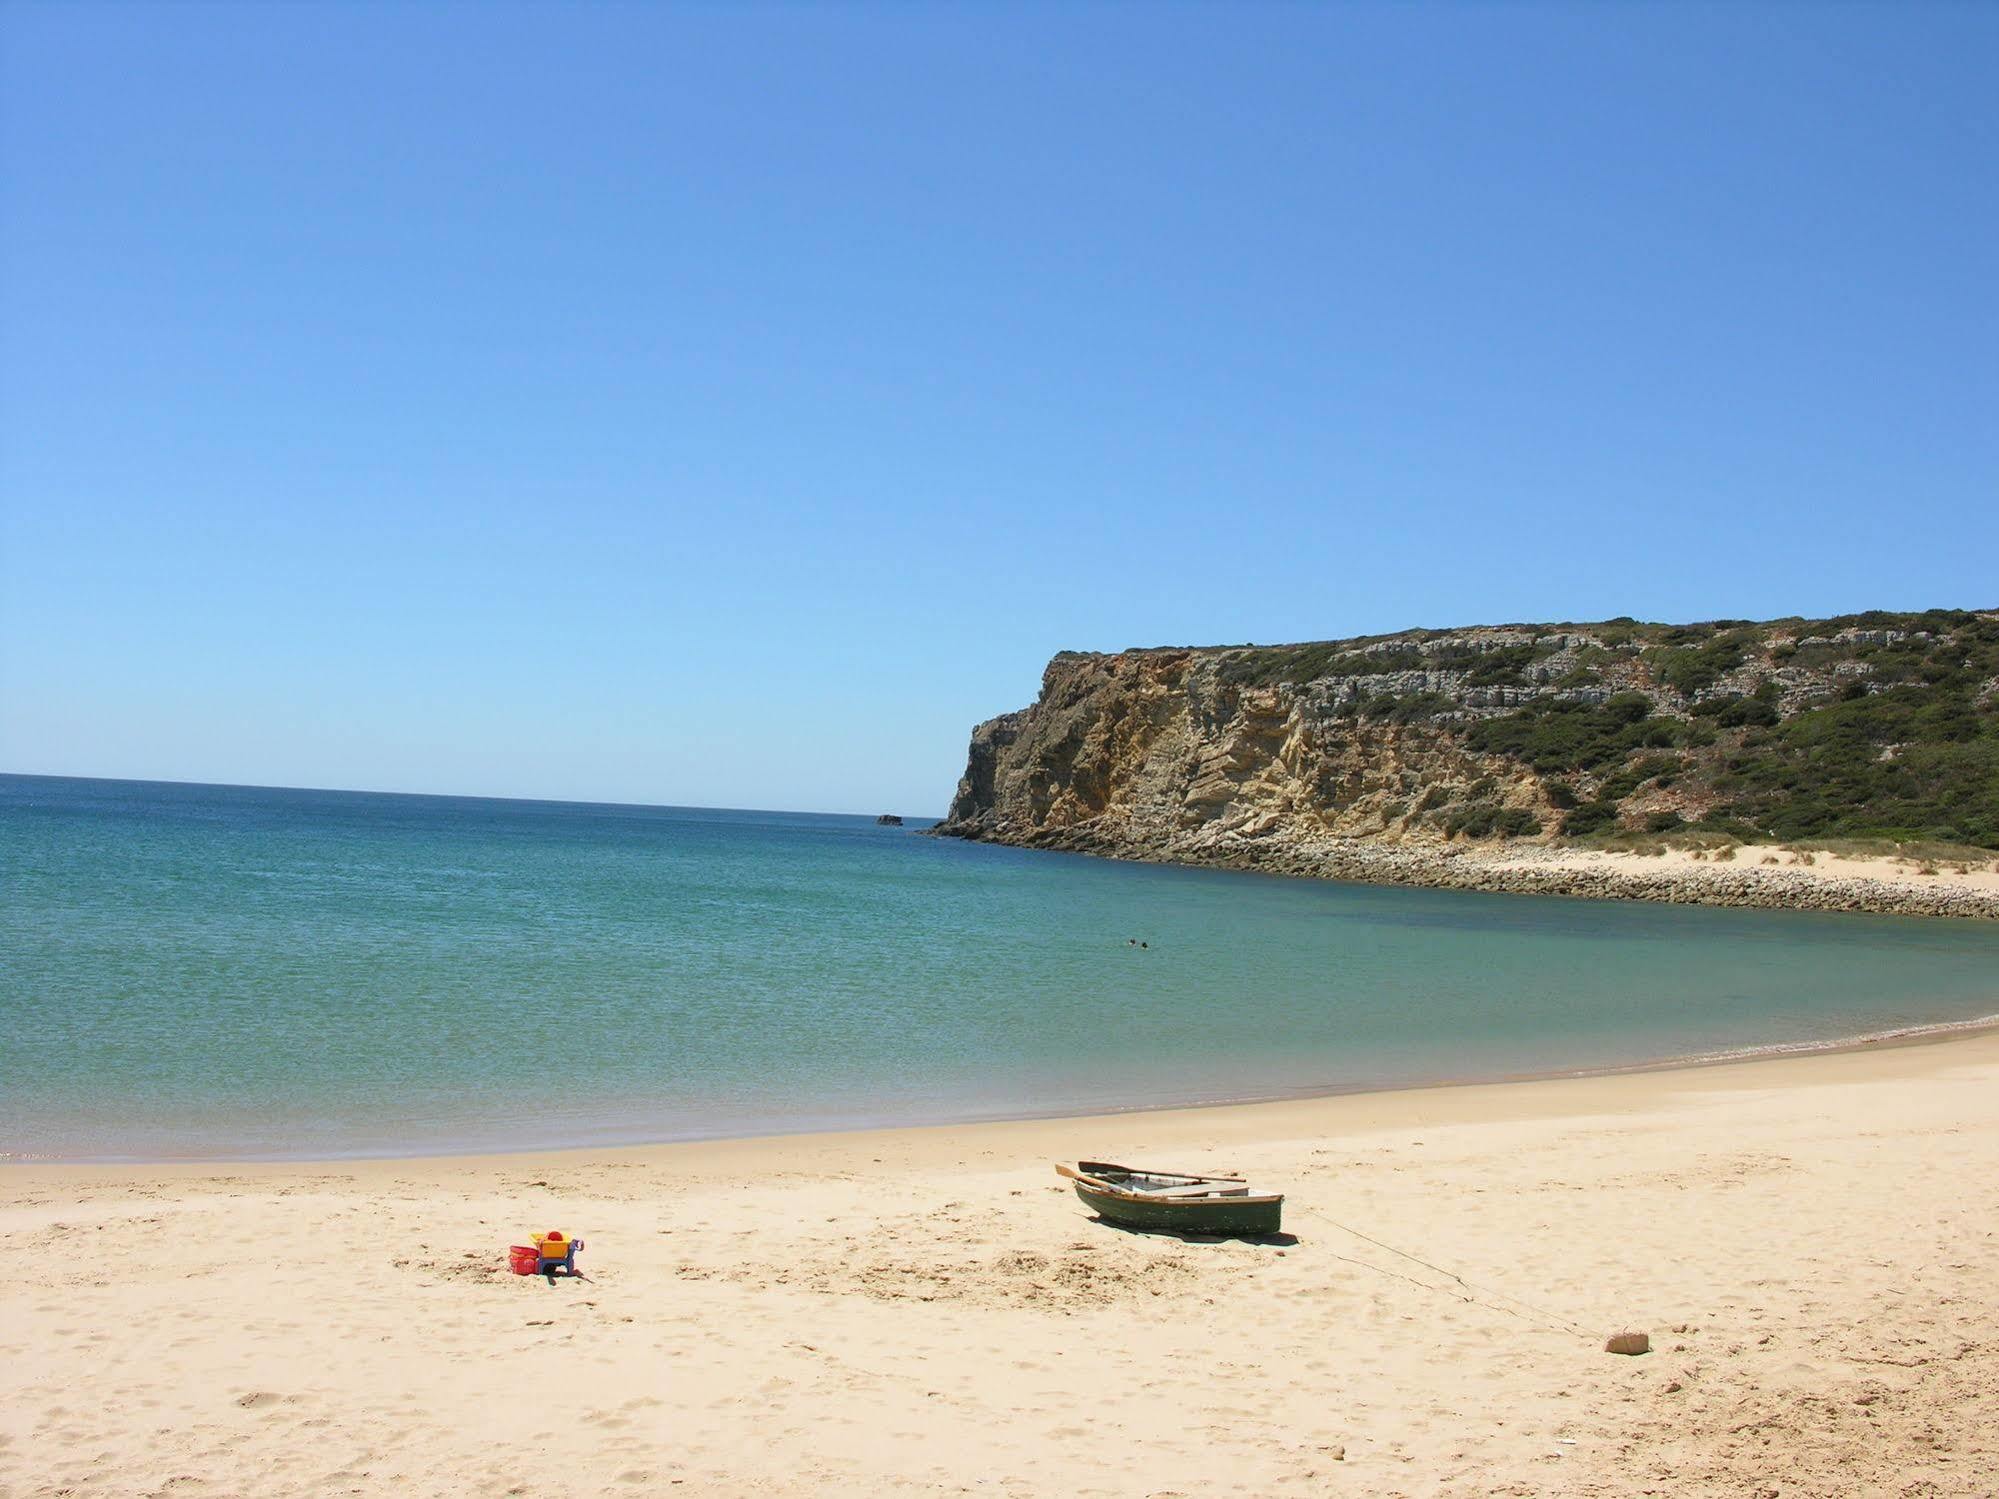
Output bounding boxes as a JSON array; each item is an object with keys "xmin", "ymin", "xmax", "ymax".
[{"xmin": 933, "ymin": 610, "xmax": 1999, "ymax": 915}]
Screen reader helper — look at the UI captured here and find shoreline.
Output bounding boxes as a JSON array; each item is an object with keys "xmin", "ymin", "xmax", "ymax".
[
  {"xmin": 934, "ymin": 820, "xmax": 1999, "ymax": 919},
  {"xmin": 12, "ymin": 1007, "xmax": 1999, "ymax": 1173},
  {"xmin": 7, "ymin": 1026, "xmax": 1996, "ymax": 1494}
]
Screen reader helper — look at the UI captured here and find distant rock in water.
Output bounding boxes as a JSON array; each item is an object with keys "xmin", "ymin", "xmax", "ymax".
[
  {"xmin": 875, "ymin": 813, "xmax": 904, "ymax": 826},
  {"xmin": 930, "ymin": 607, "xmax": 1999, "ymax": 915}
]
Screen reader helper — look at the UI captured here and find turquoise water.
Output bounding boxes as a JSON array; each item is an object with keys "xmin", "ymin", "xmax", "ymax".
[{"xmin": 4, "ymin": 773, "xmax": 1997, "ymax": 1161}]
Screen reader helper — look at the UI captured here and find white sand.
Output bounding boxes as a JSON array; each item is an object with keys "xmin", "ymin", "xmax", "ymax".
[
  {"xmin": 5, "ymin": 1032, "xmax": 1998, "ymax": 1496},
  {"xmin": 1496, "ymin": 840, "xmax": 1999, "ymax": 897}
]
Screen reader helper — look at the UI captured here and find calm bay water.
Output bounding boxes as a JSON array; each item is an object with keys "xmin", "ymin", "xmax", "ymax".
[{"xmin": 4, "ymin": 773, "xmax": 1997, "ymax": 1161}]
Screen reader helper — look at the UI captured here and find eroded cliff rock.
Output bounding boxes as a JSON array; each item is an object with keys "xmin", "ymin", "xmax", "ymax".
[
  {"xmin": 938, "ymin": 642, "xmax": 1555, "ymax": 856},
  {"xmin": 933, "ymin": 610, "xmax": 1999, "ymax": 916}
]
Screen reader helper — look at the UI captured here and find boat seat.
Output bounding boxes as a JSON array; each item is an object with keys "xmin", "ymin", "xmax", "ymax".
[{"xmin": 1134, "ymin": 1182, "xmax": 1252, "ymax": 1199}]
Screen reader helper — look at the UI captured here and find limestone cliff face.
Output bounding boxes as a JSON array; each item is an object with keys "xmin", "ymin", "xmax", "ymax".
[
  {"xmin": 935, "ymin": 610, "xmax": 1999, "ymax": 866},
  {"xmin": 937, "ymin": 643, "xmax": 1553, "ymax": 860}
]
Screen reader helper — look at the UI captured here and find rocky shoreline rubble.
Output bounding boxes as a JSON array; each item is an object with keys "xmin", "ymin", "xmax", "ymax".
[{"xmin": 930, "ymin": 820, "xmax": 1999, "ymax": 920}]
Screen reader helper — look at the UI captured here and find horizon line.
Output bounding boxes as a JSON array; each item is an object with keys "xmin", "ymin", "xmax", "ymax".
[{"xmin": 0, "ymin": 770, "xmax": 944, "ymax": 824}]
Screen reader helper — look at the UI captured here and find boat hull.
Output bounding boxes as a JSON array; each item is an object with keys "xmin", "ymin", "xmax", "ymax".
[{"xmin": 1070, "ymin": 1180, "xmax": 1283, "ymax": 1237}]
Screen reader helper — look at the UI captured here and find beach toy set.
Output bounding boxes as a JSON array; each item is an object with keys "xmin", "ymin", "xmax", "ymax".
[{"xmin": 509, "ymin": 1230, "xmax": 583, "ymax": 1277}]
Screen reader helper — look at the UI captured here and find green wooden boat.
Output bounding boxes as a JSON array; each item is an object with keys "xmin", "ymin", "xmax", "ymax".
[{"xmin": 1057, "ymin": 1160, "xmax": 1284, "ymax": 1237}]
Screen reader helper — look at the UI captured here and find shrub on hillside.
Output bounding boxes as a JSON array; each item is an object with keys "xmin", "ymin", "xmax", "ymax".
[
  {"xmin": 1560, "ymin": 801, "xmax": 1622, "ymax": 837},
  {"xmin": 1655, "ymin": 635, "xmax": 1749, "ymax": 696},
  {"xmin": 1361, "ymin": 690, "xmax": 1455, "ymax": 724},
  {"xmin": 1467, "ymin": 694, "xmax": 1681, "ymax": 773},
  {"xmin": 1693, "ymin": 694, "xmax": 1780, "ymax": 728},
  {"xmin": 1445, "ymin": 804, "xmax": 1543, "ymax": 839}
]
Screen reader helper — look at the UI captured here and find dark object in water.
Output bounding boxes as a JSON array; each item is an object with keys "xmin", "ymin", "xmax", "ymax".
[
  {"xmin": 876, "ymin": 813, "xmax": 904, "ymax": 826},
  {"xmin": 1056, "ymin": 1160, "xmax": 1283, "ymax": 1237}
]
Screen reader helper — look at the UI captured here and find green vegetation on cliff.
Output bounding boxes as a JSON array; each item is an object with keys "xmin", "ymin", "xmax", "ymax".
[
  {"xmin": 1708, "ymin": 681, "xmax": 1999, "ymax": 844},
  {"xmin": 1222, "ymin": 608, "xmax": 1999, "ymax": 848},
  {"xmin": 942, "ymin": 607, "xmax": 1999, "ymax": 860},
  {"xmin": 1465, "ymin": 693, "xmax": 1681, "ymax": 772}
]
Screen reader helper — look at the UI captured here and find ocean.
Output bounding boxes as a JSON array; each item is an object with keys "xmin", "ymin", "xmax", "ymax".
[{"xmin": 4, "ymin": 773, "xmax": 1996, "ymax": 1161}]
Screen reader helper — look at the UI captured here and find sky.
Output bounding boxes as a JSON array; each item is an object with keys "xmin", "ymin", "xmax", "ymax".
[{"xmin": 2, "ymin": 2, "xmax": 1994, "ymax": 814}]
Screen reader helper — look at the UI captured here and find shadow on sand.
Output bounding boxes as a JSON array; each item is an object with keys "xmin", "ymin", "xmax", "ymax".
[{"xmin": 1088, "ymin": 1215, "xmax": 1299, "ymax": 1248}]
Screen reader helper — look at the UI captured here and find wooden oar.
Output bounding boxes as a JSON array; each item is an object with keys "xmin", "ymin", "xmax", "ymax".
[{"xmin": 1054, "ymin": 1162, "xmax": 1112, "ymax": 1189}]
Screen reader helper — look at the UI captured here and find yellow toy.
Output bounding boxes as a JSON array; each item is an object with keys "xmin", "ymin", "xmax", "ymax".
[{"xmin": 531, "ymin": 1229, "xmax": 582, "ymax": 1276}]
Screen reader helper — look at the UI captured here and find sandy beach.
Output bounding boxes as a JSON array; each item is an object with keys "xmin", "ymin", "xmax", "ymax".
[
  {"xmin": 972, "ymin": 821, "xmax": 1999, "ymax": 920},
  {"xmin": 5, "ymin": 1032, "xmax": 1997, "ymax": 1498},
  {"xmin": 1470, "ymin": 842, "xmax": 1999, "ymax": 918}
]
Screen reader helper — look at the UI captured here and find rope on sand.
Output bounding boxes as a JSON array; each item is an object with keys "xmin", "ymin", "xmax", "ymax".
[{"xmin": 1294, "ymin": 1204, "xmax": 1591, "ymax": 1338}]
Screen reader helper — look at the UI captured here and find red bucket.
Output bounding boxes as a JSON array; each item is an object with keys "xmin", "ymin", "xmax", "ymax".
[{"xmin": 508, "ymin": 1245, "xmax": 541, "ymax": 1276}]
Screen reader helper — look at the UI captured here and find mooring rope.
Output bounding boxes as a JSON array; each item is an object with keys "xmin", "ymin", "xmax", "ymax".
[{"xmin": 1294, "ymin": 1203, "xmax": 1591, "ymax": 1337}]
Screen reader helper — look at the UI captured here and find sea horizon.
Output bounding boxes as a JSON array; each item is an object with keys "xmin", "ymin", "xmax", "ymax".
[{"xmin": 0, "ymin": 769, "xmax": 945, "ymax": 827}]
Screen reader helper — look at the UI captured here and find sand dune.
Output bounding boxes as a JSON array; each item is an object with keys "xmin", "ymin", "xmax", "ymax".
[{"xmin": 5, "ymin": 1033, "xmax": 1997, "ymax": 1496}]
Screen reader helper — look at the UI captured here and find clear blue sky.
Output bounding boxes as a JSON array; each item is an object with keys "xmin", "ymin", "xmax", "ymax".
[{"xmin": 3, "ymin": 3, "xmax": 1994, "ymax": 814}]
